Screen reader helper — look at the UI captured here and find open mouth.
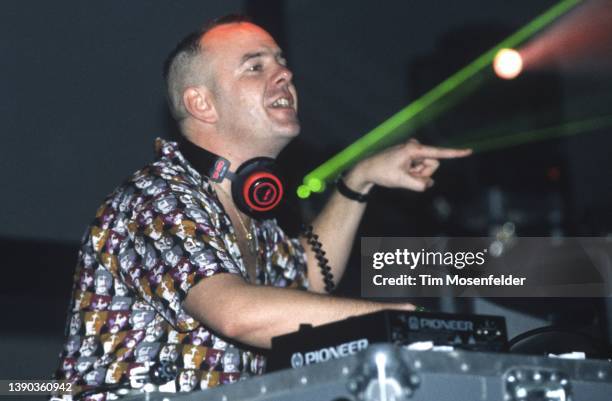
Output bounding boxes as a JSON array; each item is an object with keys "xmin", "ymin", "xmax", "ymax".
[{"xmin": 268, "ymin": 95, "xmax": 294, "ymax": 109}]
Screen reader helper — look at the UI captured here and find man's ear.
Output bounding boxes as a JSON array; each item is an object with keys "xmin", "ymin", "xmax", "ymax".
[{"xmin": 183, "ymin": 86, "xmax": 218, "ymax": 124}]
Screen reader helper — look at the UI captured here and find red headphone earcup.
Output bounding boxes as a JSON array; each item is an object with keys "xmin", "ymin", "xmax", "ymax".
[
  {"xmin": 242, "ymin": 171, "xmax": 284, "ymax": 212},
  {"xmin": 231, "ymin": 158, "xmax": 284, "ymax": 218}
]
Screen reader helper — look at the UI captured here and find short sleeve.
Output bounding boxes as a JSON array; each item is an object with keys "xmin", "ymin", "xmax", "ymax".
[
  {"xmin": 123, "ymin": 191, "xmax": 243, "ymax": 332},
  {"xmin": 261, "ymin": 219, "xmax": 309, "ymax": 290}
]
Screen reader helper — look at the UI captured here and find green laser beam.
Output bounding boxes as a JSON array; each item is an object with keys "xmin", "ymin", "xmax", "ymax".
[
  {"xmin": 445, "ymin": 90, "xmax": 612, "ymax": 146},
  {"xmin": 300, "ymin": 0, "xmax": 582, "ymax": 197},
  {"xmin": 451, "ymin": 114, "xmax": 612, "ymax": 153}
]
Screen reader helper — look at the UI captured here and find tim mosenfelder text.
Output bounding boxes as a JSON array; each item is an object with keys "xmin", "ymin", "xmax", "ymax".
[{"xmin": 371, "ymin": 248, "xmax": 527, "ymax": 287}]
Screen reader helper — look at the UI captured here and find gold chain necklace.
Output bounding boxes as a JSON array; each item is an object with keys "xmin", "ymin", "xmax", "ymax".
[{"xmin": 214, "ymin": 184, "xmax": 257, "ymax": 254}]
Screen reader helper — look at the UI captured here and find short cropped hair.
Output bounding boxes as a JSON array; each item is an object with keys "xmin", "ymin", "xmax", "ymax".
[{"xmin": 163, "ymin": 15, "xmax": 252, "ymax": 122}]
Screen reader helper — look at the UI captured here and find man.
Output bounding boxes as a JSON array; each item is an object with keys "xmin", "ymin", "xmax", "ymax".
[{"xmin": 52, "ymin": 15, "xmax": 470, "ymax": 400}]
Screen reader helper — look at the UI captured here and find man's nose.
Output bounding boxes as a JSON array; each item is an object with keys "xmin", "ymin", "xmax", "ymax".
[{"xmin": 273, "ymin": 65, "xmax": 293, "ymax": 86}]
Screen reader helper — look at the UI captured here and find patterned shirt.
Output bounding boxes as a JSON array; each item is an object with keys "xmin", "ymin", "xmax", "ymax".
[{"xmin": 53, "ymin": 138, "xmax": 308, "ymax": 400}]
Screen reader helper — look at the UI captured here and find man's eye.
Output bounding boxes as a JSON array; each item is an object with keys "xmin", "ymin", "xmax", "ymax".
[{"xmin": 248, "ymin": 64, "xmax": 262, "ymax": 72}]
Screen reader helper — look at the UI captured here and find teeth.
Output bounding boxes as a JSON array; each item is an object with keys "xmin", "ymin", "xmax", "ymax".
[{"xmin": 271, "ymin": 98, "xmax": 290, "ymax": 108}]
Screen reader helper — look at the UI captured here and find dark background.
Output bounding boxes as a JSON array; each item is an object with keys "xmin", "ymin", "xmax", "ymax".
[{"xmin": 1, "ymin": 0, "xmax": 611, "ymax": 382}]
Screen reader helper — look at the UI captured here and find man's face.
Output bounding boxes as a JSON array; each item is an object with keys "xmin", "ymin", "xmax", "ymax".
[
  {"xmin": 80, "ymin": 336, "xmax": 97, "ymax": 356},
  {"xmin": 65, "ymin": 336, "xmax": 80, "ymax": 355},
  {"xmin": 189, "ymin": 327, "xmax": 210, "ymax": 345},
  {"xmin": 164, "ymin": 248, "xmax": 181, "ymax": 266},
  {"xmin": 79, "ymin": 269, "xmax": 93, "ymax": 289},
  {"xmin": 183, "ymin": 237, "xmax": 203, "ymax": 253},
  {"xmin": 131, "ymin": 310, "xmax": 152, "ymax": 329},
  {"xmin": 82, "ymin": 252, "xmax": 95, "ymax": 268},
  {"xmin": 95, "ymin": 271, "xmax": 112, "ymax": 294},
  {"xmin": 119, "ymin": 249, "xmax": 136, "ymax": 269},
  {"xmin": 202, "ymin": 22, "xmax": 300, "ymax": 146},
  {"xmin": 159, "ymin": 345, "xmax": 178, "ymax": 362},
  {"xmin": 69, "ymin": 314, "xmax": 81, "ymax": 335},
  {"xmin": 109, "ymin": 312, "xmax": 128, "ymax": 333},
  {"xmin": 114, "ymin": 279, "xmax": 129, "ymax": 296},
  {"xmin": 179, "ymin": 370, "xmax": 197, "ymax": 391}
]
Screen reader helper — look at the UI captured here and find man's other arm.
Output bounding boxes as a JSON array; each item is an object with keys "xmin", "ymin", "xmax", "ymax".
[{"xmin": 303, "ymin": 141, "xmax": 472, "ymax": 293}]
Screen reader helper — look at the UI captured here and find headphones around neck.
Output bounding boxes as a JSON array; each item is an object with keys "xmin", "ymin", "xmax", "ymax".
[
  {"xmin": 178, "ymin": 139, "xmax": 336, "ymax": 293},
  {"xmin": 179, "ymin": 139, "xmax": 284, "ymax": 219}
]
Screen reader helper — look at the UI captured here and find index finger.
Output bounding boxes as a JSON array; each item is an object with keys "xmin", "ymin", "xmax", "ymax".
[{"xmin": 410, "ymin": 144, "xmax": 472, "ymax": 159}]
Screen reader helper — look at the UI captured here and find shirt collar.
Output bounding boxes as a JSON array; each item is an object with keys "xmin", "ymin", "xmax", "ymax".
[{"xmin": 154, "ymin": 137, "xmax": 212, "ymax": 189}]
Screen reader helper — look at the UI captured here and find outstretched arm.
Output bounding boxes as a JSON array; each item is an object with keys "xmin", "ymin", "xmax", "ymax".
[
  {"xmin": 303, "ymin": 140, "xmax": 472, "ymax": 293},
  {"xmin": 184, "ymin": 273, "xmax": 415, "ymax": 348}
]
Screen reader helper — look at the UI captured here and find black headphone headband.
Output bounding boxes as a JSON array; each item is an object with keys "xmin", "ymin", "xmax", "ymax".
[
  {"xmin": 178, "ymin": 139, "xmax": 284, "ymax": 219},
  {"xmin": 178, "ymin": 138, "xmax": 233, "ymax": 182}
]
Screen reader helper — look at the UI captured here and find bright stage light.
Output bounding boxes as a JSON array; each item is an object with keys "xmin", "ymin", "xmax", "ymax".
[{"xmin": 493, "ymin": 48, "xmax": 523, "ymax": 79}]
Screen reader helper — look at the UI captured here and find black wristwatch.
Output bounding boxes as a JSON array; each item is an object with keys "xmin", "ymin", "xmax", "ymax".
[{"xmin": 336, "ymin": 173, "xmax": 371, "ymax": 203}]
